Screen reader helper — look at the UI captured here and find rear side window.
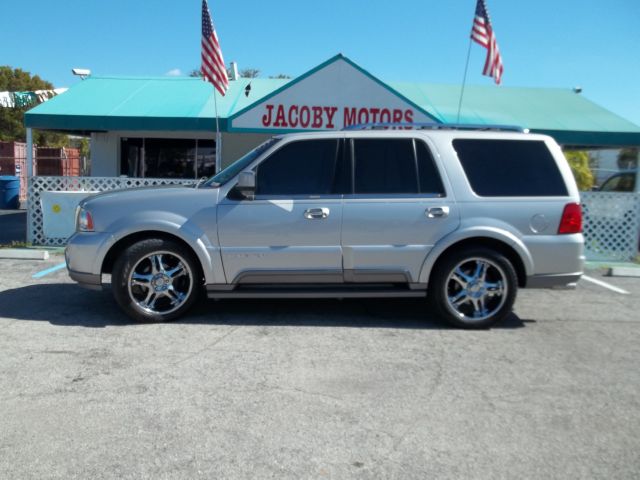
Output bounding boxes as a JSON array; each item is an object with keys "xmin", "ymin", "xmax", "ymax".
[
  {"xmin": 354, "ymin": 139, "xmax": 417, "ymax": 194},
  {"xmin": 353, "ymin": 138, "xmax": 445, "ymax": 195},
  {"xmin": 416, "ymin": 140, "xmax": 446, "ymax": 195},
  {"xmin": 453, "ymin": 139, "xmax": 568, "ymax": 197}
]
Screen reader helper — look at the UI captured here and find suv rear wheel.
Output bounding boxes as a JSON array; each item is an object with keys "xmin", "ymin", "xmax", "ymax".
[
  {"xmin": 430, "ymin": 247, "xmax": 517, "ymax": 328},
  {"xmin": 112, "ymin": 238, "xmax": 201, "ymax": 322}
]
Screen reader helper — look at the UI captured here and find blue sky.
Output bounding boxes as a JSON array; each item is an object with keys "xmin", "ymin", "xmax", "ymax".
[{"xmin": 3, "ymin": 0, "xmax": 639, "ymax": 125}]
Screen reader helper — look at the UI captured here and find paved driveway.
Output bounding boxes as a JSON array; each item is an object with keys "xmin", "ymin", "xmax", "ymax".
[{"xmin": 0, "ymin": 255, "xmax": 639, "ymax": 479}]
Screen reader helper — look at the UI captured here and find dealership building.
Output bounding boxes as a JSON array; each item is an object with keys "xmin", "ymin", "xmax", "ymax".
[{"xmin": 24, "ymin": 54, "xmax": 640, "ymax": 180}]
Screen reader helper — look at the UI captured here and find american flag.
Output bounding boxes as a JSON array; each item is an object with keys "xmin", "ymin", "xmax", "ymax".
[
  {"xmin": 201, "ymin": 0, "xmax": 229, "ymax": 96},
  {"xmin": 471, "ymin": 0, "xmax": 504, "ymax": 85}
]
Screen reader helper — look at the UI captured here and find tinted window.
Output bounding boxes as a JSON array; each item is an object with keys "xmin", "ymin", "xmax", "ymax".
[
  {"xmin": 416, "ymin": 140, "xmax": 446, "ymax": 196},
  {"xmin": 453, "ymin": 139, "xmax": 568, "ymax": 196},
  {"xmin": 354, "ymin": 139, "xmax": 418, "ymax": 194},
  {"xmin": 256, "ymin": 139, "xmax": 341, "ymax": 196}
]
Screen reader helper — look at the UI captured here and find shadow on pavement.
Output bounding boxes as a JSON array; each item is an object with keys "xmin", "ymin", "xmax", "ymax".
[{"xmin": 0, "ymin": 283, "xmax": 532, "ymax": 330}]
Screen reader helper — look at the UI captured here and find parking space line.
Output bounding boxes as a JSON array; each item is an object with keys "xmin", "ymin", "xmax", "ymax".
[
  {"xmin": 581, "ymin": 275, "xmax": 630, "ymax": 295},
  {"xmin": 32, "ymin": 262, "xmax": 67, "ymax": 279}
]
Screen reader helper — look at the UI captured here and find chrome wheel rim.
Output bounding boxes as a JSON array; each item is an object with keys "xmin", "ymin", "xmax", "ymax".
[
  {"xmin": 127, "ymin": 251, "xmax": 193, "ymax": 315},
  {"xmin": 445, "ymin": 257, "xmax": 507, "ymax": 322}
]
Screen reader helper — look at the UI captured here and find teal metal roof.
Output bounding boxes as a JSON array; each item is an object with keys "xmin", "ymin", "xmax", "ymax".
[
  {"xmin": 25, "ymin": 75, "xmax": 287, "ymax": 132},
  {"xmin": 25, "ymin": 56, "xmax": 640, "ymax": 147},
  {"xmin": 390, "ymin": 82, "xmax": 640, "ymax": 146}
]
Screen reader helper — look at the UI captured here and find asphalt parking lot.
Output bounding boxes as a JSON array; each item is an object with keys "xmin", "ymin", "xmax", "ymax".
[{"xmin": 0, "ymin": 253, "xmax": 639, "ymax": 479}]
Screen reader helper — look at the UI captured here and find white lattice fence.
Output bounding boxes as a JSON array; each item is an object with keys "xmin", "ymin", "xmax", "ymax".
[
  {"xmin": 581, "ymin": 192, "xmax": 640, "ymax": 261},
  {"xmin": 28, "ymin": 176, "xmax": 197, "ymax": 246},
  {"xmin": 26, "ymin": 177, "xmax": 640, "ymax": 261}
]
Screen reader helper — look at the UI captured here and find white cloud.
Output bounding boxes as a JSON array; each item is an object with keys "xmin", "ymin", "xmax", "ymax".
[{"xmin": 165, "ymin": 68, "xmax": 182, "ymax": 77}]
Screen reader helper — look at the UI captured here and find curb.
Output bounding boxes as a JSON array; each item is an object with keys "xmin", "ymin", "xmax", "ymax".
[
  {"xmin": 0, "ymin": 249, "xmax": 50, "ymax": 260},
  {"xmin": 607, "ymin": 267, "xmax": 640, "ymax": 278}
]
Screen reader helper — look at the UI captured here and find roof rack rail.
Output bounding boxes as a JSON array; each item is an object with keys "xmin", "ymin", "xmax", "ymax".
[{"xmin": 343, "ymin": 122, "xmax": 529, "ymax": 133}]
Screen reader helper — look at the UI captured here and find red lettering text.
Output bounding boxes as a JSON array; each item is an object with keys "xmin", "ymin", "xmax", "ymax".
[
  {"xmin": 299, "ymin": 106, "xmax": 311, "ymax": 127},
  {"xmin": 404, "ymin": 110, "xmax": 414, "ymax": 124},
  {"xmin": 358, "ymin": 109, "xmax": 370, "ymax": 124},
  {"xmin": 311, "ymin": 106, "xmax": 323, "ymax": 128},
  {"xmin": 262, "ymin": 104, "xmax": 274, "ymax": 127},
  {"xmin": 273, "ymin": 105, "xmax": 288, "ymax": 127},
  {"xmin": 288, "ymin": 105, "xmax": 299, "ymax": 127},
  {"xmin": 324, "ymin": 107, "xmax": 338, "ymax": 128},
  {"xmin": 343, "ymin": 107, "xmax": 357, "ymax": 127}
]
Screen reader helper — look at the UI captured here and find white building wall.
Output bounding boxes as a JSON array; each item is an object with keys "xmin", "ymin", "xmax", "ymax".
[
  {"xmin": 89, "ymin": 131, "xmax": 271, "ymax": 176},
  {"xmin": 221, "ymin": 132, "xmax": 271, "ymax": 167},
  {"xmin": 90, "ymin": 132, "xmax": 119, "ymax": 176}
]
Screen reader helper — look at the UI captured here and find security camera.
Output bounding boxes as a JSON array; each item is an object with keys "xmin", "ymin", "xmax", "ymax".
[{"xmin": 71, "ymin": 68, "xmax": 91, "ymax": 78}]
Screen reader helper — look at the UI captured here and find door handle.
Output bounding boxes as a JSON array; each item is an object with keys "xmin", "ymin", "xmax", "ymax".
[
  {"xmin": 304, "ymin": 208, "xmax": 330, "ymax": 220},
  {"xmin": 426, "ymin": 206, "xmax": 449, "ymax": 218}
]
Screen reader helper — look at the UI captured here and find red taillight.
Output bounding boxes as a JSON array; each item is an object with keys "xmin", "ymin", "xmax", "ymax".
[{"xmin": 558, "ymin": 203, "xmax": 582, "ymax": 234}]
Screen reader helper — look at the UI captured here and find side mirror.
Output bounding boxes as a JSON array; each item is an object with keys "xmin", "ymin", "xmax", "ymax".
[{"xmin": 236, "ymin": 171, "xmax": 256, "ymax": 200}]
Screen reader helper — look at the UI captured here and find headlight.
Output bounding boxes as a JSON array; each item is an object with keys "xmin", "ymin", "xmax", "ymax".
[{"xmin": 76, "ymin": 207, "xmax": 94, "ymax": 232}]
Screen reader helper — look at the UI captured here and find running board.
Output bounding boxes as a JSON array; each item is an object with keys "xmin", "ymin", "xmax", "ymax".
[{"xmin": 206, "ymin": 284, "xmax": 427, "ymax": 299}]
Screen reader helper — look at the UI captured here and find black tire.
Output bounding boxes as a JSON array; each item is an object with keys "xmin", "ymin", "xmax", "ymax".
[
  {"xmin": 112, "ymin": 238, "xmax": 202, "ymax": 322},
  {"xmin": 429, "ymin": 247, "xmax": 517, "ymax": 329}
]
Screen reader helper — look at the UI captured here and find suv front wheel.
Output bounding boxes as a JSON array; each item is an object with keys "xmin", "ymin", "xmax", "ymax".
[
  {"xmin": 430, "ymin": 247, "xmax": 517, "ymax": 328},
  {"xmin": 112, "ymin": 238, "xmax": 202, "ymax": 322}
]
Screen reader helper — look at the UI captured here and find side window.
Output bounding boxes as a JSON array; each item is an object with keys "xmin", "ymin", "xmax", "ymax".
[
  {"xmin": 256, "ymin": 139, "xmax": 342, "ymax": 196},
  {"xmin": 416, "ymin": 140, "xmax": 446, "ymax": 196},
  {"xmin": 453, "ymin": 139, "xmax": 569, "ymax": 197},
  {"xmin": 353, "ymin": 139, "xmax": 418, "ymax": 194}
]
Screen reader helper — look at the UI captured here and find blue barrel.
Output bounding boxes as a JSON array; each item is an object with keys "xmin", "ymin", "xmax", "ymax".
[{"xmin": 0, "ymin": 176, "xmax": 20, "ymax": 209}]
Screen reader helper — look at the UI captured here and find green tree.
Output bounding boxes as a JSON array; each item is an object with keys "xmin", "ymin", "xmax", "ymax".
[
  {"xmin": 564, "ymin": 150, "xmax": 594, "ymax": 191},
  {"xmin": 617, "ymin": 147, "xmax": 638, "ymax": 170},
  {"xmin": 190, "ymin": 66, "xmax": 261, "ymax": 79},
  {"xmin": 240, "ymin": 68, "xmax": 260, "ymax": 78},
  {"xmin": 0, "ymin": 66, "xmax": 67, "ymax": 146}
]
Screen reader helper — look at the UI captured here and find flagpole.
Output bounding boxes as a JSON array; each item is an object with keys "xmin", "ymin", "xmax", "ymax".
[
  {"xmin": 456, "ymin": 36, "xmax": 473, "ymax": 124},
  {"xmin": 213, "ymin": 87, "xmax": 222, "ymax": 174}
]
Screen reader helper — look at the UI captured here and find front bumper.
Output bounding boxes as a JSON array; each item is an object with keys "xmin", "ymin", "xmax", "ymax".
[
  {"xmin": 67, "ymin": 268, "xmax": 102, "ymax": 290},
  {"xmin": 65, "ymin": 231, "xmax": 113, "ymax": 289}
]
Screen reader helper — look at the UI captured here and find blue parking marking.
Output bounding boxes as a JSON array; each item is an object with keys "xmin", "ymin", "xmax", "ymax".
[{"xmin": 32, "ymin": 262, "xmax": 67, "ymax": 279}]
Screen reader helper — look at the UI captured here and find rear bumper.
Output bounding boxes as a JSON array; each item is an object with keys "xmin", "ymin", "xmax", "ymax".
[{"xmin": 526, "ymin": 272, "xmax": 582, "ymax": 289}]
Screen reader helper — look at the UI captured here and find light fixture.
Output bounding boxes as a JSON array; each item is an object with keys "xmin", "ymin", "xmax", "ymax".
[{"xmin": 71, "ymin": 68, "xmax": 91, "ymax": 80}]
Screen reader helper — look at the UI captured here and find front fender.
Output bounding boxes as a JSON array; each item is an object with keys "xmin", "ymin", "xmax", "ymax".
[
  {"xmin": 418, "ymin": 223, "xmax": 534, "ymax": 284},
  {"xmin": 95, "ymin": 212, "xmax": 224, "ymax": 284}
]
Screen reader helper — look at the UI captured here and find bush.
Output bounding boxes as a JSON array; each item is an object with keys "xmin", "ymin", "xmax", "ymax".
[{"xmin": 564, "ymin": 150, "xmax": 594, "ymax": 191}]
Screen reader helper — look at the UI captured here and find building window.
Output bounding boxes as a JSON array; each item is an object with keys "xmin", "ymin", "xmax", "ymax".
[
  {"xmin": 120, "ymin": 138, "xmax": 143, "ymax": 177},
  {"xmin": 120, "ymin": 137, "xmax": 216, "ymax": 178}
]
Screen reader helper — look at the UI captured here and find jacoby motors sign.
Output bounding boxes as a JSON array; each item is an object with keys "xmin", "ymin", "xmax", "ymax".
[
  {"xmin": 229, "ymin": 55, "xmax": 435, "ymax": 132},
  {"xmin": 260, "ymin": 104, "xmax": 415, "ymax": 129}
]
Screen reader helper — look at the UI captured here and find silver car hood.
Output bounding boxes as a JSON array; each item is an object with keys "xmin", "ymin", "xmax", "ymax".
[{"xmin": 80, "ymin": 185, "xmax": 221, "ymax": 233}]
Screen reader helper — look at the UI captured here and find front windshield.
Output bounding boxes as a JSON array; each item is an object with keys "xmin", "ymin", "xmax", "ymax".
[{"xmin": 204, "ymin": 137, "xmax": 281, "ymax": 186}]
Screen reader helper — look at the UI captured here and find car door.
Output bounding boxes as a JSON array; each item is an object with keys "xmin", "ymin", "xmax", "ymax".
[
  {"xmin": 341, "ymin": 136, "xmax": 460, "ymax": 283},
  {"xmin": 217, "ymin": 137, "xmax": 348, "ymax": 284}
]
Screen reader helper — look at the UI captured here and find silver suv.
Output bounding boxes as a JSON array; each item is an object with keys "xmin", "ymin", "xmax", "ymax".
[{"xmin": 65, "ymin": 126, "xmax": 584, "ymax": 328}]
